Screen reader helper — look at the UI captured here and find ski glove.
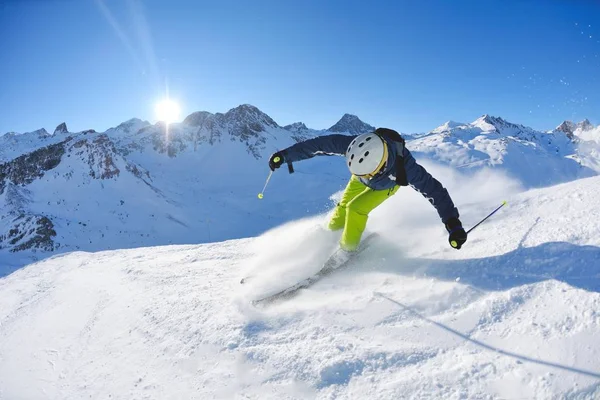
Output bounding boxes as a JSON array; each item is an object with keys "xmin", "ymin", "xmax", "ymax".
[
  {"xmin": 269, "ymin": 152, "xmax": 285, "ymax": 171},
  {"xmin": 445, "ymin": 217, "xmax": 467, "ymax": 250}
]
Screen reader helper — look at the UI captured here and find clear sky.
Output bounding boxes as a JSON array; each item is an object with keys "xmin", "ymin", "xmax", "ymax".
[{"xmin": 1, "ymin": 0, "xmax": 599, "ymax": 134}]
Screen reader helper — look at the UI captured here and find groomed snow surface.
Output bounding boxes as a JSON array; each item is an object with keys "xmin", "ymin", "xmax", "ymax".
[{"xmin": 2, "ymin": 168, "xmax": 600, "ymax": 399}]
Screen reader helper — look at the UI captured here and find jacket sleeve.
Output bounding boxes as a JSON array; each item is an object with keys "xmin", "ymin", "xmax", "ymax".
[
  {"xmin": 282, "ymin": 134, "xmax": 356, "ymax": 163},
  {"xmin": 403, "ymin": 149, "xmax": 459, "ymax": 223}
]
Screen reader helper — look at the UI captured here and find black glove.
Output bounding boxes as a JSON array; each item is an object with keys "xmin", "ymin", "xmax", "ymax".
[
  {"xmin": 269, "ymin": 152, "xmax": 285, "ymax": 171},
  {"xmin": 445, "ymin": 217, "xmax": 467, "ymax": 250}
]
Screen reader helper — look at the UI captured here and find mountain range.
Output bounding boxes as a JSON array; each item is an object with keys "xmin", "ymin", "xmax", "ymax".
[{"xmin": 0, "ymin": 104, "xmax": 598, "ymax": 270}]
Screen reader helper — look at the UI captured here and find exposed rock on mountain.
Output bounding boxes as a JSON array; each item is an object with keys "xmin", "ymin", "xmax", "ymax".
[
  {"xmin": 0, "ymin": 141, "xmax": 66, "ymax": 194},
  {"xmin": 146, "ymin": 105, "xmax": 283, "ymax": 158},
  {"xmin": 328, "ymin": 114, "xmax": 375, "ymax": 135},
  {"xmin": 555, "ymin": 121, "xmax": 577, "ymax": 140},
  {"xmin": 33, "ymin": 128, "xmax": 49, "ymax": 138},
  {"xmin": 70, "ymin": 134, "xmax": 121, "ymax": 179},
  {"xmin": 0, "ymin": 214, "xmax": 56, "ymax": 252},
  {"xmin": 577, "ymin": 119, "xmax": 594, "ymax": 132},
  {"xmin": 54, "ymin": 122, "xmax": 68, "ymax": 134},
  {"xmin": 554, "ymin": 119, "xmax": 595, "ymax": 140},
  {"xmin": 283, "ymin": 122, "xmax": 308, "ymax": 132}
]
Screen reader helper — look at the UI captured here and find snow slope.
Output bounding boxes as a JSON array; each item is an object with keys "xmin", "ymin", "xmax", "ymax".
[{"xmin": 2, "ymin": 171, "xmax": 600, "ymax": 399}]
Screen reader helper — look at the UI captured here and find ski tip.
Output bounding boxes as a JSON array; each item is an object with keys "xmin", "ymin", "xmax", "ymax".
[{"xmin": 502, "ymin": 200, "xmax": 508, "ymax": 205}]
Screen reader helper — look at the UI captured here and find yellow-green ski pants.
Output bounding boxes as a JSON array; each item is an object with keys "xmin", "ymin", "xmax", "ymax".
[{"xmin": 328, "ymin": 175, "xmax": 399, "ymax": 251}]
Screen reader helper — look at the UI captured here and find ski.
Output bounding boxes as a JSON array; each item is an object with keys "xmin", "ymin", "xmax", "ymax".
[{"xmin": 251, "ymin": 233, "xmax": 379, "ymax": 306}]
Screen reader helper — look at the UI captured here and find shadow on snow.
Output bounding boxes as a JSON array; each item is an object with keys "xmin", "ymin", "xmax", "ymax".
[{"xmin": 369, "ymin": 240, "xmax": 600, "ymax": 294}]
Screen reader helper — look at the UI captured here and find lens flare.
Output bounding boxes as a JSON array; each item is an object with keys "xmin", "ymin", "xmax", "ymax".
[{"xmin": 155, "ymin": 99, "xmax": 181, "ymax": 124}]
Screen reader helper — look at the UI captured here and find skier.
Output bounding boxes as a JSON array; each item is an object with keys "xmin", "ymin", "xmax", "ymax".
[{"xmin": 268, "ymin": 128, "xmax": 467, "ymax": 253}]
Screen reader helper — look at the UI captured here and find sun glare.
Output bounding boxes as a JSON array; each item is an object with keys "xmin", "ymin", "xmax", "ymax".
[{"xmin": 155, "ymin": 99, "xmax": 181, "ymax": 124}]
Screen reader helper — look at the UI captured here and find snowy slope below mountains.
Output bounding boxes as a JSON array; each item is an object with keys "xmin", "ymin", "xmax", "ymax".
[{"xmin": 1, "ymin": 172, "xmax": 600, "ymax": 399}]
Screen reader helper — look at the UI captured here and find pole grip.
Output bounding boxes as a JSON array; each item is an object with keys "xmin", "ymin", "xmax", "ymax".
[{"xmin": 287, "ymin": 162, "xmax": 294, "ymax": 174}]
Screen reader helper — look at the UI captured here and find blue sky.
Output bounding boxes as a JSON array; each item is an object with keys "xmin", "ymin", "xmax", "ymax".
[{"xmin": 1, "ymin": 0, "xmax": 599, "ymax": 134}]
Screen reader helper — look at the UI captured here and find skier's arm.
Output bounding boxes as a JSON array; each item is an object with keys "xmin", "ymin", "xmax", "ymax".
[
  {"xmin": 281, "ymin": 134, "xmax": 356, "ymax": 163},
  {"xmin": 403, "ymin": 150, "xmax": 459, "ymax": 223}
]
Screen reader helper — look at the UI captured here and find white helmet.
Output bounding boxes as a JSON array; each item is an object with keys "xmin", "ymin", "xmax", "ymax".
[{"xmin": 345, "ymin": 133, "xmax": 388, "ymax": 176}]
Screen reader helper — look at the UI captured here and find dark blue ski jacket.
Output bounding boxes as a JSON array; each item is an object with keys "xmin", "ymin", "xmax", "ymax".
[{"xmin": 280, "ymin": 133, "xmax": 459, "ymax": 223}]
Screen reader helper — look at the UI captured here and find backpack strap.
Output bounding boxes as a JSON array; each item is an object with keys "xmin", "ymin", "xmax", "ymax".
[{"xmin": 374, "ymin": 128, "xmax": 408, "ymax": 186}]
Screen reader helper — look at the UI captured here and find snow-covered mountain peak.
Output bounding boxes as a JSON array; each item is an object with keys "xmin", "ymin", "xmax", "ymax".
[
  {"xmin": 111, "ymin": 104, "xmax": 298, "ymax": 159},
  {"xmin": 470, "ymin": 114, "xmax": 522, "ymax": 133},
  {"xmin": 111, "ymin": 118, "xmax": 150, "ymax": 135},
  {"xmin": 33, "ymin": 128, "xmax": 50, "ymax": 138},
  {"xmin": 221, "ymin": 104, "xmax": 279, "ymax": 130},
  {"xmin": 182, "ymin": 111, "xmax": 214, "ymax": 127},
  {"xmin": 554, "ymin": 119, "xmax": 596, "ymax": 142},
  {"xmin": 470, "ymin": 115, "xmax": 496, "ymax": 131},
  {"xmin": 555, "ymin": 120, "xmax": 576, "ymax": 134},
  {"xmin": 432, "ymin": 120, "xmax": 465, "ymax": 133},
  {"xmin": 328, "ymin": 113, "xmax": 375, "ymax": 135},
  {"xmin": 555, "ymin": 119, "xmax": 594, "ymax": 134},
  {"xmin": 283, "ymin": 122, "xmax": 308, "ymax": 132},
  {"xmin": 408, "ymin": 113, "xmax": 595, "ymax": 187},
  {"xmin": 53, "ymin": 122, "xmax": 68, "ymax": 135},
  {"xmin": 554, "ymin": 120, "xmax": 579, "ymax": 141},
  {"xmin": 469, "ymin": 115, "xmax": 555, "ymax": 142},
  {"xmin": 577, "ymin": 119, "xmax": 594, "ymax": 132}
]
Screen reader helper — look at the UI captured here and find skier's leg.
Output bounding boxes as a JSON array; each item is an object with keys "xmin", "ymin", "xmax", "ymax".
[
  {"xmin": 328, "ymin": 176, "xmax": 368, "ymax": 231},
  {"xmin": 340, "ymin": 185, "xmax": 400, "ymax": 251}
]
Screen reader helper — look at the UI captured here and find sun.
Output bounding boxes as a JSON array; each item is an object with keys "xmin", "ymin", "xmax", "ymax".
[{"xmin": 154, "ymin": 99, "xmax": 181, "ymax": 124}]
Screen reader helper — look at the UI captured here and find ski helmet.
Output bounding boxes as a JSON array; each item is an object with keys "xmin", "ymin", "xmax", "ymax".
[{"xmin": 345, "ymin": 132, "xmax": 388, "ymax": 176}]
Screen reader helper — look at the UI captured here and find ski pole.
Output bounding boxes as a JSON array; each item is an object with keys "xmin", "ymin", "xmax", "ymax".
[
  {"xmin": 257, "ymin": 170, "xmax": 274, "ymax": 199},
  {"xmin": 451, "ymin": 201, "xmax": 507, "ymax": 248},
  {"xmin": 466, "ymin": 200, "xmax": 507, "ymax": 235}
]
